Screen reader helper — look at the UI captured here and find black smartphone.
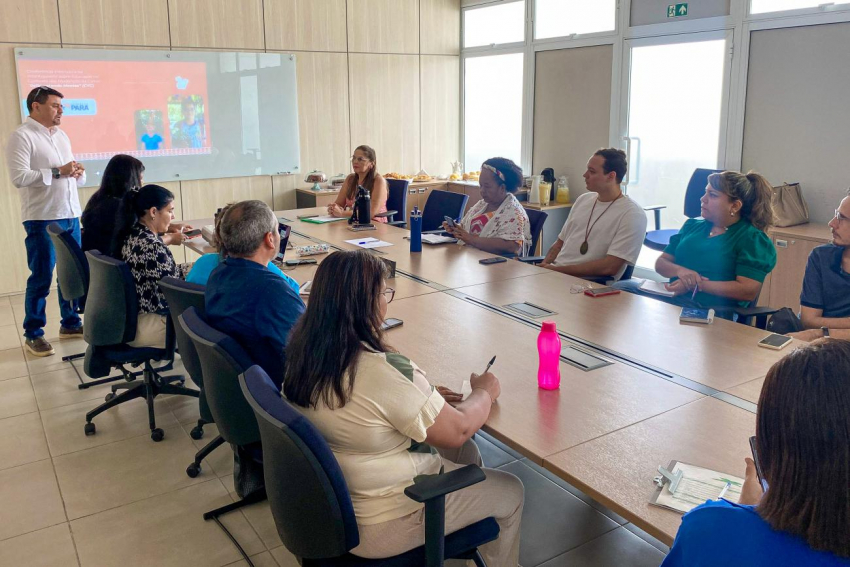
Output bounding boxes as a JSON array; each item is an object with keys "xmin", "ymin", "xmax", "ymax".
[
  {"xmin": 757, "ymin": 333, "xmax": 793, "ymax": 350},
  {"xmin": 749, "ymin": 436, "xmax": 768, "ymax": 491},
  {"xmin": 285, "ymin": 258, "xmax": 317, "ymax": 266},
  {"xmin": 443, "ymin": 215, "xmax": 457, "ymax": 228},
  {"xmin": 183, "ymin": 228, "xmax": 202, "ymax": 238},
  {"xmin": 276, "ymin": 223, "xmax": 291, "ymax": 260},
  {"xmin": 381, "ymin": 318, "xmax": 403, "ymax": 331},
  {"xmin": 479, "ymin": 257, "xmax": 507, "ymax": 265}
]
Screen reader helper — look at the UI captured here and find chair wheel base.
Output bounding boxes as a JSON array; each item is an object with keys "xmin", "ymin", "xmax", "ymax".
[
  {"xmin": 104, "ymin": 392, "xmax": 116, "ymax": 402},
  {"xmin": 190, "ymin": 425, "xmax": 204, "ymax": 440},
  {"xmin": 84, "ymin": 422, "xmax": 96, "ymax": 436},
  {"xmin": 186, "ymin": 463, "xmax": 201, "ymax": 478},
  {"xmin": 151, "ymin": 428, "xmax": 165, "ymax": 442}
]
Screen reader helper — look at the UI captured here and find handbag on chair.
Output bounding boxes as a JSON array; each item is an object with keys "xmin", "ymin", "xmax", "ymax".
[{"xmin": 772, "ymin": 182, "xmax": 809, "ymax": 227}]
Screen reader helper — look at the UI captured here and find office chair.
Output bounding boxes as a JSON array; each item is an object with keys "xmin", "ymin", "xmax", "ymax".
[
  {"xmin": 374, "ymin": 179, "xmax": 409, "ymax": 227},
  {"xmin": 716, "ymin": 284, "xmax": 779, "ymax": 329},
  {"xmin": 179, "ymin": 307, "xmax": 266, "ymax": 563},
  {"xmin": 158, "ymin": 278, "xmax": 228, "ymax": 478},
  {"xmin": 82, "ymin": 252, "xmax": 197, "ymax": 441},
  {"xmin": 643, "ymin": 168, "xmax": 722, "ymax": 251},
  {"xmin": 239, "ymin": 365, "xmax": 501, "ymax": 567},
  {"xmin": 421, "ymin": 189, "xmax": 469, "ymax": 232},
  {"xmin": 48, "ymin": 223, "xmax": 130, "ymax": 390}
]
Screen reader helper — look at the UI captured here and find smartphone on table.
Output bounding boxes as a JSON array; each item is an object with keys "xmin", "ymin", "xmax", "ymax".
[
  {"xmin": 584, "ymin": 286, "xmax": 620, "ymax": 298},
  {"xmin": 479, "ymin": 257, "xmax": 507, "ymax": 265},
  {"xmin": 757, "ymin": 333, "xmax": 793, "ymax": 350},
  {"xmin": 381, "ymin": 318, "xmax": 403, "ymax": 331}
]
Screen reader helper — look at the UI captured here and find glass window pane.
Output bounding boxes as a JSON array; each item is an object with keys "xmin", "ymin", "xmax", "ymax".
[
  {"xmin": 535, "ymin": 0, "xmax": 616, "ymax": 39},
  {"xmin": 751, "ymin": 0, "xmax": 837, "ymax": 13},
  {"xmin": 464, "ymin": 53, "xmax": 524, "ymax": 170},
  {"xmin": 464, "ymin": 1, "xmax": 525, "ymax": 48}
]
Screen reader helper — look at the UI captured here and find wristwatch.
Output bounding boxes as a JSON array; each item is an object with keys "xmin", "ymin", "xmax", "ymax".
[
  {"xmin": 821, "ymin": 326, "xmax": 830, "ymax": 337},
  {"xmin": 51, "ymin": 167, "xmax": 61, "ymax": 179}
]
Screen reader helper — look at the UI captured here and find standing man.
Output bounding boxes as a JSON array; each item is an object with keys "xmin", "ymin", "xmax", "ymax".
[
  {"xmin": 6, "ymin": 86, "xmax": 86, "ymax": 356},
  {"xmin": 538, "ymin": 148, "xmax": 647, "ymax": 281}
]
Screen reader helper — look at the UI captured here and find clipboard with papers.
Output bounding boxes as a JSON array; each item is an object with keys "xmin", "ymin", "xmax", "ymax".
[{"xmin": 650, "ymin": 460, "xmax": 744, "ymax": 515}]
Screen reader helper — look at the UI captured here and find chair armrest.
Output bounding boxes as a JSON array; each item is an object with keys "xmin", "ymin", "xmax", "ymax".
[
  {"xmin": 517, "ymin": 255, "xmax": 545, "ymax": 264},
  {"xmin": 732, "ymin": 306, "xmax": 780, "ymax": 318},
  {"xmin": 374, "ymin": 210, "xmax": 397, "ymax": 219},
  {"xmin": 388, "ymin": 220, "xmax": 407, "ymax": 228},
  {"xmin": 421, "ymin": 229, "xmax": 449, "ymax": 235},
  {"xmin": 643, "ymin": 205, "xmax": 666, "ymax": 211},
  {"xmin": 404, "ymin": 464, "xmax": 486, "ymax": 503}
]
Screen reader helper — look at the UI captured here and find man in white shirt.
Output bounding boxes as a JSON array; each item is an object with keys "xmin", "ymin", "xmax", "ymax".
[
  {"xmin": 6, "ymin": 86, "xmax": 86, "ymax": 357},
  {"xmin": 539, "ymin": 148, "xmax": 647, "ymax": 281}
]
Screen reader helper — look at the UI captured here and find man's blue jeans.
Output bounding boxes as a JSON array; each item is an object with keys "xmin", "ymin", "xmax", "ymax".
[{"xmin": 22, "ymin": 218, "xmax": 82, "ymax": 339}]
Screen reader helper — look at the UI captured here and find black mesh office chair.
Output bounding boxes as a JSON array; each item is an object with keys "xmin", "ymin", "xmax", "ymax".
[
  {"xmin": 179, "ymin": 306, "xmax": 266, "ymax": 562},
  {"xmin": 82, "ymin": 251, "xmax": 197, "ymax": 441},
  {"xmin": 239, "ymin": 365, "xmax": 500, "ymax": 567},
  {"xmin": 158, "ymin": 277, "xmax": 230, "ymax": 479},
  {"xmin": 421, "ymin": 190, "xmax": 469, "ymax": 232}
]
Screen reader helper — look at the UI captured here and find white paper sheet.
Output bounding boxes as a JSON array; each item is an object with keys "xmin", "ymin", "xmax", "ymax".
[{"xmin": 344, "ymin": 237, "xmax": 394, "ymax": 249}]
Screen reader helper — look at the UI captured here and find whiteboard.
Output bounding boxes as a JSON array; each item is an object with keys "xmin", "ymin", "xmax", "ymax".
[{"xmin": 14, "ymin": 47, "xmax": 301, "ymax": 186}]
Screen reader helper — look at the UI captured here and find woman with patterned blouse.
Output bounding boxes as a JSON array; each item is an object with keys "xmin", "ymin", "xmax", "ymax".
[
  {"xmin": 442, "ymin": 157, "xmax": 532, "ymax": 256},
  {"xmin": 114, "ymin": 184, "xmax": 190, "ymax": 348}
]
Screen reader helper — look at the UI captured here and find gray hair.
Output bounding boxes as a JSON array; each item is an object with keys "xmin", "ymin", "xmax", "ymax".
[{"xmin": 218, "ymin": 200, "xmax": 277, "ymax": 257}]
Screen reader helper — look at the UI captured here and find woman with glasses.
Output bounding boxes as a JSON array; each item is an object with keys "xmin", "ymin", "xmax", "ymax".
[
  {"xmin": 663, "ymin": 338, "xmax": 850, "ymax": 566},
  {"xmin": 442, "ymin": 157, "xmax": 531, "ymax": 256},
  {"xmin": 618, "ymin": 170, "xmax": 777, "ymax": 310},
  {"xmin": 327, "ymin": 145, "xmax": 389, "ymax": 223},
  {"xmin": 284, "ymin": 250, "xmax": 524, "ymax": 566}
]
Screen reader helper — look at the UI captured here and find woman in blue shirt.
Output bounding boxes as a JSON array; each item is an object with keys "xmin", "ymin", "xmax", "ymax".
[
  {"xmin": 663, "ymin": 339, "xmax": 850, "ymax": 566},
  {"xmin": 186, "ymin": 203, "xmax": 299, "ymax": 293}
]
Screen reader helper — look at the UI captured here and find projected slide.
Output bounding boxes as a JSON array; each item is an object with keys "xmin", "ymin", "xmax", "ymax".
[{"xmin": 16, "ymin": 59, "xmax": 213, "ymax": 160}]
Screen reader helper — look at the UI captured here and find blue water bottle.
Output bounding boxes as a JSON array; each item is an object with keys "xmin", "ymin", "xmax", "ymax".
[{"xmin": 409, "ymin": 206, "xmax": 422, "ymax": 253}]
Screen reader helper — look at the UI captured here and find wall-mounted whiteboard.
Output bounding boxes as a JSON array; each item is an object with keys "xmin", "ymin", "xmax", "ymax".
[{"xmin": 15, "ymin": 47, "xmax": 301, "ymax": 187}]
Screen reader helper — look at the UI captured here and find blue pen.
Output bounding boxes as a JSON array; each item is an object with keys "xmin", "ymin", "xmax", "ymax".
[{"xmin": 690, "ymin": 284, "xmax": 698, "ymax": 302}]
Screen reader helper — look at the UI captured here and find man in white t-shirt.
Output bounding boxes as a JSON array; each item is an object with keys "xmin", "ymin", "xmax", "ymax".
[{"xmin": 539, "ymin": 148, "xmax": 647, "ymax": 280}]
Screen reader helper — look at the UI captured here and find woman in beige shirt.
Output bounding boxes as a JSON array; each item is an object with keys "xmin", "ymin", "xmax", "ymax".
[{"xmin": 283, "ymin": 250, "xmax": 524, "ymax": 565}]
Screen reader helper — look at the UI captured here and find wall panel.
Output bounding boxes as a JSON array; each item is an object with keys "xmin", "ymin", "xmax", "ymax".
[
  {"xmin": 421, "ymin": 55, "xmax": 459, "ymax": 176},
  {"xmin": 272, "ymin": 174, "xmax": 300, "ymax": 210},
  {"xmin": 349, "ymin": 54, "xmax": 420, "ymax": 175},
  {"xmin": 421, "ymin": 0, "xmax": 460, "ymax": 55},
  {"xmin": 58, "ymin": 0, "xmax": 170, "ymax": 46},
  {"xmin": 347, "ymin": 0, "xmax": 419, "ymax": 54},
  {"xmin": 180, "ymin": 176, "xmax": 273, "ymax": 221},
  {"xmin": 264, "ymin": 0, "xmax": 348, "ymax": 52},
  {"xmin": 169, "ymin": 0, "xmax": 265, "ymax": 50},
  {"xmin": 0, "ymin": 1, "xmax": 60, "ymax": 44}
]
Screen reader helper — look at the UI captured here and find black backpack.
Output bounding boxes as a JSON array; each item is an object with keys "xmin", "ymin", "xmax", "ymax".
[{"xmin": 766, "ymin": 307, "xmax": 803, "ymax": 335}]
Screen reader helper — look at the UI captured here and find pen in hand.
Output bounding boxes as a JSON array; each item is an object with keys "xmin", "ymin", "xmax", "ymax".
[{"xmin": 481, "ymin": 355, "xmax": 496, "ymax": 375}]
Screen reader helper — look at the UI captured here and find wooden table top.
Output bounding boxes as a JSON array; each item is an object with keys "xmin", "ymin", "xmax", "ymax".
[
  {"xmin": 544, "ymin": 396, "xmax": 756, "ymax": 546},
  {"xmin": 386, "ymin": 292, "xmax": 704, "ymax": 465},
  {"xmin": 455, "ymin": 271, "xmax": 800, "ymax": 392}
]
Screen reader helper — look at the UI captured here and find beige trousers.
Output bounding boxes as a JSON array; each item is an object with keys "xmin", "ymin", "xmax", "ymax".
[
  {"xmin": 127, "ymin": 312, "xmax": 167, "ymax": 349},
  {"xmin": 352, "ymin": 439, "xmax": 524, "ymax": 567}
]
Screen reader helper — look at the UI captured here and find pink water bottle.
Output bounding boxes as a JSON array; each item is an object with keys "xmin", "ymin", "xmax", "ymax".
[{"xmin": 537, "ymin": 321, "xmax": 561, "ymax": 390}]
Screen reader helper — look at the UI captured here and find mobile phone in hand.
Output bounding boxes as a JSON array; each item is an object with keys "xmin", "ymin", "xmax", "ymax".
[
  {"xmin": 749, "ymin": 436, "xmax": 768, "ymax": 491},
  {"xmin": 443, "ymin": 216, "xmax": 457, "ymax": 228},
  {"xmin": 183, "ymin": 228, "xmax": 202, "ymax": 238}
]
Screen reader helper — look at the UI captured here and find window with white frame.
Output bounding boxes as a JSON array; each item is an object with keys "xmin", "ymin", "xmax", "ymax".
[
  {"xmin": 463, "ymin": 53, "xmax": 525, "ymax": 170},
  {"xmin": 534, "ymin": 0, "xmax": 616, "ymax": 40},
  {"xmin": 751, "ymin": 0, "xmax": 850, "ymax": 14},
  {"xmin": 463, "ymin": 1, "xmax": 526, "ymax": 48}
]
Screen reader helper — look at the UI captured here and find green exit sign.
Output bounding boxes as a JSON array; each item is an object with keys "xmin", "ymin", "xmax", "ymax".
[{"xmin": 667, "ymin": 3, "xmax": 688, "ymax": 17}]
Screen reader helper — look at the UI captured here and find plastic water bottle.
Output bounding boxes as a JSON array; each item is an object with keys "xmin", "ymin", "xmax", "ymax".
[
  {"xmin": 409, "ymin": 206, "xmax": 422, "ymax": 253},
  {"xmin": 537, "ymin": 321, "xmax": 561, "ymax": 390}
]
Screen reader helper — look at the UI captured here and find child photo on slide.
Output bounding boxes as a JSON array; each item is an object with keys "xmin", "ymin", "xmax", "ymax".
[
  {"xmin": 168, "ymin": 94, "xmax": 206, "ymax": 149},
  {"xmin": 135, "ymin": 110, "xmax": 165, "ymax": 151}
]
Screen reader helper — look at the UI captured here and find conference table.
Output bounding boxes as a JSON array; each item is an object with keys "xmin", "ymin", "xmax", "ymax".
[{"xmin": 184, "ymin": 206, "xmax": 796, "ymax": 546}]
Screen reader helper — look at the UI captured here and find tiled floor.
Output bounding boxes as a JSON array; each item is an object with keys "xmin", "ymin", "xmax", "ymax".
[{"xmin": 0, "ymin": 292, "xmax": 668, "ymax": 567}]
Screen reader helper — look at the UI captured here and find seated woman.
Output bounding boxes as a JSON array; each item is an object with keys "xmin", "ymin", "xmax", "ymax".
[
  {"xmin": 663, "ymin": 338, "xmax": 850, "ymax": 566},
  {"xmin": 327, "ymin": 145, "xmax": 389, "ymax": 223},
  {"xmin": 283, "ymin": 250, "xmax": 524, "ymax": 566},
  {"xmin": 618, "ymin": 170, "xmax": 776, "ymax": 309},
  {"xmin": 442, "ymin": 157, "xmax": 532, "ymax": 256},
  {"xmin": 81, "ymin": 154, "xmax": 192, "ymax": 255},
  {"xmin": 185, "ymin": 203, "xmax": 299, "ymax": 293},
  {"xmin": 114, "ymin": 184, "xmax": 191, "ymax": 349}
]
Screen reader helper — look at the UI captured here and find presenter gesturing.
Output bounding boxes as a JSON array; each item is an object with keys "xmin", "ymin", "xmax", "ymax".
[{"xmin": 6, "ymin": 86, "xmax": 86, "ymax": 357}]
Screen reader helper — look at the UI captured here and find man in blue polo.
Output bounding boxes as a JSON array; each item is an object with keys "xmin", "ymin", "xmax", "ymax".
[
  {"xmin": 789, "ymin": 194, "xmax": 850, "ymax": 342},
  {"xmin": 205, "ymin": 200, "xmax": 305, "ymax": 386}
]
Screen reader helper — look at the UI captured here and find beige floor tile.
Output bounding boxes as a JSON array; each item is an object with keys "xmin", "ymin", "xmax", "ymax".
[
  {"xmin": 25, "ymin": 339, "xmax": 87, "ymax": 376},
  {"xmin": 0, "ymin": 459, "xmax": 67, "ymax": 541},
  {"xmin": 8, "ymin": 293, "xmax": 24, "ymax": 306},
  {"xmin": 164, "ymin": 391, "xmax": 202, "ymax": 426},
  {"xmin": 269, "ymin": 546, "xmax": 300, "ymax": 567},
  {"xmin": 30, "ymin": 366, "xmax": 128, "ymax": 412},
  {"xmin": 0, "ymin": 523, "xmax": 79, "ymax": 567},
  {"xmin": 54, "ymin": 426, "xmax": 206, "ymax": 520},
  {"xmin": 224, "ymin": 551, "xmax": 279, "ymax": 567},
  {"xmin": 240, "ymin": 500, "xmax": 283, "ymax": 550},
  {"xmin": 0, "ymin": 303, "xmax": 16, "ymax": 328},
  {"xmin": 0, "ymin": 348, "xmax": 30, "ymax": 382},
  {"xmin": 0, "ymin": 325, "xmax": 21, "ymax": 351},
  {"xmin": 0, "ymin": 412, "xmax": 50, "ymax": 472},
  {"xmin": 190, "ymin": 423, "xmax": 235, "ymax": 479},
  {"xmin": 0, "ymin": 376, "xmax": 38, "ymax": 420},
  {"xmin": 71, "ymin": 479, "xmax": 265, "ymax": 567},
  {"xmin": 41, "ymin": 395, "xmax": 180, "ymax": 457}
]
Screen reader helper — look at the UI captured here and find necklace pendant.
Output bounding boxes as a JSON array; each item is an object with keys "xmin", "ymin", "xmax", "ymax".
[{"xmin": 580, "ymin": 241, "xmax": 589, "ymax": 255}]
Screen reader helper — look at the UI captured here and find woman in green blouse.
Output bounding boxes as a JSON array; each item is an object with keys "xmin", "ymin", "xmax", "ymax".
[{"xmin": 621, "ymin": 170, "xmax": 776, "ymax": 309}]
